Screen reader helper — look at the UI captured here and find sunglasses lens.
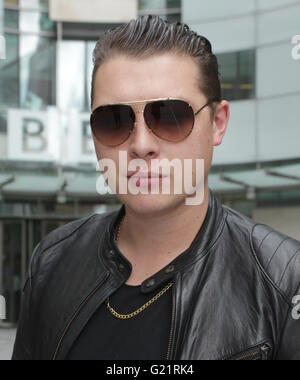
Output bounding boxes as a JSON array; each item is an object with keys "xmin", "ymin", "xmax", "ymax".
[
  {"xmin": 91, "ymin": 105, "xmax": 135, "ymax": 147},
  {"xmin": 144, "ymin": 100, "xmax": 194, "ymax": 142}
]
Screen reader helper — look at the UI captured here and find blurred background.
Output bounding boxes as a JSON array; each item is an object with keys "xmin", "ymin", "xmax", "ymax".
[{"xmin": 0, "ymin": 0, "xmax": 299, "ymax": 327}]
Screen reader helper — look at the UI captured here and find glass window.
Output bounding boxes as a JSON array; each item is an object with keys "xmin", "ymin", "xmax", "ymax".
[
  {"xmin": 160, "ymin": 13, "xmax": 181, "ymax": 23},
  {"xmin": 239, "ymin": 50, "xmax": 255, "ymax": 82},
  {"xmin": 139, "ymin": 0, "xmax": 167, "ymax": 11},
  {"xmin": 5, "ymin": 0, "xmax": 48, "ymax": 9},
  {"xmin": 20, "ymin": 35, "xmax": 56, "ymax": 109},
  {"xmin": 0, "ymin": 33, "xmax": 19, "ymax": 107},
  {"xmin": 4, "ymin": 8, "xmax": 18, "ymax": 29},
  {"xmin": 20, "ymin": 10, "xmax": 55, "ymax": 33},
  {"xmin": 0, "ymin": 1, "xmax": 3, "ymax": 34},
  {"xmin": 19, "ymin": 0, "xmax": 38, "ymax": 8},
  {"xmin": 19, "ymin": 9, "xmax": 40, "ymax": 33},
  {"xmin": 217, "ymin": 49, "xmax": 255, "ymax": 101},
  {"xmin": 167, "ymin": 0, "xmax": 181, "ymax": 9},
  {"xmin": 57, "ymin": 40, "xmax": 85, "ymax": 112},
  {"xmin": 4, "ymin": 0, "xmax": 19, "ymax": 6},
  {"xmin": 139, "ymin": 0, "xmax": 181, "ymax": 10},
  {"xmin": 39, "ymin": 0, "xmax": 48, "ymax": 8},
  {"xmin": 39, "ymin": 10, "xmax": 55, "ymax": 32},
  {"xmin": 139, "ymin": 0, "xmax": 181, "ymax": 22},
  {"xmin": 0, "ymin": 111, "xmax": 7, "ymax": 134},
  {"xmin": 2, "ymin": 221, "xmax": 22, "ymax": 323}
]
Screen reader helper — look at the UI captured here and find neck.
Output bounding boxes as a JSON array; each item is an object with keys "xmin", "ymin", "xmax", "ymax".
[{"xmin": 117, "ymin": 187, "xmax": 210, "ymax": 285}]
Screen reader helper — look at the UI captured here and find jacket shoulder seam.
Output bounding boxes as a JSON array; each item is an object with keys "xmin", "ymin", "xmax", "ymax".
[
  {"xmin": 278, "ymin": 247, "xmax": 300, "ymax": 289},
  {"xmin": 28, "ymin": 242, "xmax": 41, "ymax": 286},
  {"xmin": 250, "ymin": 223, "xmax": 291, "ymax": 305},
  {"xmin": 38, "ymin": 214, "xmax": 98, "ymax": 255},
  {"xmin": 250, "ymin": 223, "xmax": 300, "ymax": 306}
]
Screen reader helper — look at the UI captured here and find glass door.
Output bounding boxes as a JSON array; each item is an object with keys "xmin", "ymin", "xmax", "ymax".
[
  {"xmin": 0, "ymin": 220, "xmax": 25, "ymax": 324},
  {"xmin": 0, "ymin": 217, "xmax": 74, "ymax": 325}
]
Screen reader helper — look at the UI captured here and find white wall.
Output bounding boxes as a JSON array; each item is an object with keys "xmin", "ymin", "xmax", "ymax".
[
  {"xmin": 183, "ymin": 0, "xmax": 256, "ymax": 22},
  {"xmin": 213, "ymin": 100, "xmax": 257, "ymax": 164},
  {"xmin": 253, "ymin": 206, "xmax": 300, "ymax": 241},
  {"xmin": 257, "ymin": 44, "xmax": 300, "ymax": 98},
  {"xmin": 49, "ymin": 0, "xmax": 138, "ymax": 23},
  {"xmin": 183, "ymin": 0, "xmax": 256, "ymax": 53},
  {"xmin": 183, "ymin": 0, "xmax": 300, "ymax": 52},
  {"xmin": 182, "ymin": 0, "xmax": 300, "ymax": 165},
  {"xmin": 257, "ymin": 94, "xmax": 300, "ymax": 161}
]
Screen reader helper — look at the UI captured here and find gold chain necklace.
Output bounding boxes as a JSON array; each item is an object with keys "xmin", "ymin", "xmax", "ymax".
[{"xmin": 105, "ymin": 214, "xmax": 174, "ymax": 320}]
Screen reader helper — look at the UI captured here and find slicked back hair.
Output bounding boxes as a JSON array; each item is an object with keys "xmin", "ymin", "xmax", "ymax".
[{"xmin": 91, "ymin": 15, "xmax": 221, "ymax": 115}]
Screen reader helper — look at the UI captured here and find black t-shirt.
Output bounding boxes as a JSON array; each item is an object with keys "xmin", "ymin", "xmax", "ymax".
[{"xmin": 67, "ymin": 280, "xmax": 173, "ymax": 360}]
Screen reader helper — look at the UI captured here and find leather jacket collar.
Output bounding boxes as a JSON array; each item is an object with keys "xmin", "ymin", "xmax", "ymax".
[{"xmin": 99, "ymin": 189, "xmax": 227, "ymax": 293}]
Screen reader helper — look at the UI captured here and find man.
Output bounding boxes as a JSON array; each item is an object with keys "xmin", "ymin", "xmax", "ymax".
[{"xmin": 13, "ymin": 15, "xmax": 300, "ymax": 360}]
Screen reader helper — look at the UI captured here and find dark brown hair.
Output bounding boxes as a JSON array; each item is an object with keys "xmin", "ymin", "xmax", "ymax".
[{"xmin": 91, "ymin": 15, "xmax": 221, "ymax": 113}]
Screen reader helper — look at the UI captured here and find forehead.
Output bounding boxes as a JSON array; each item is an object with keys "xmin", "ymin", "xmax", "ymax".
[{"xmin": 93, "ymin": 53, "xmax": 203, "ymax": 106}]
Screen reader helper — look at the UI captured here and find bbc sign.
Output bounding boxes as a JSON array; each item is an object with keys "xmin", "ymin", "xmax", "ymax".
[{"xmin": 8, "ymin": 108, "xmax": 96, "ymax": 165}]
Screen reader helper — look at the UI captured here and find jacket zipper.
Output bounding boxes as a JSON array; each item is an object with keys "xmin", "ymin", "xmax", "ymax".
[
  {"xmin": 229, "ymin": 343, "xmax": 270, "ymax": 361},
  {"xmin": 166, "ymin": 282, "xmax": 176, "ymax": 360},
  {"xmin": 52, "ymin": 271, "xmax": 110, "ymax": 360}
]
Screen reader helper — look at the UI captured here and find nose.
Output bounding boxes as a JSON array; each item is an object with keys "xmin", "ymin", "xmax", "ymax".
[{"xmin": 127, "ymin": 113, "xmax": 159, "ymax": 159}]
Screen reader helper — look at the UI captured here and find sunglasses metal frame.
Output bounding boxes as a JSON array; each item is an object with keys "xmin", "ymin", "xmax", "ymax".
[
  {"xmin": 90, "ymin": 97, "xmax": 218, "ymax": 147},
  {"xmin": 91, "ymin": 97, "xmax": 214, "ymax": 115}
]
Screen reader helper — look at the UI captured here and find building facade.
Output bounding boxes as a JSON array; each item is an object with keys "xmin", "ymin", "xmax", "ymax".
[
  {"xmin": 0, "ymin": 0, "xmax": 299, "ymax": 324},
  {"xmin": 182, "ymin": 0, "xmax": 300, "ymax": 237}
]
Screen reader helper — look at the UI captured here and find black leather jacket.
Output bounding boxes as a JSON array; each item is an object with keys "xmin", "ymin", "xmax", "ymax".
[{"xmin": 12, "ymin": 190, "xmax": 300, "ymax": 360}]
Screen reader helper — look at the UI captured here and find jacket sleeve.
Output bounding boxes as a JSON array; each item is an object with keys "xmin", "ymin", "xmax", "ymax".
[
  {"xmin": 251, "ymin": 224, "xmax": 300, "ymax": 360},
  {"xmin": 11, "ymin": 243, "xmax": 41, "ymax": 360},
  {"xmin": 276, "ymin": 285, "xmax": 300, "ymax": 360}
]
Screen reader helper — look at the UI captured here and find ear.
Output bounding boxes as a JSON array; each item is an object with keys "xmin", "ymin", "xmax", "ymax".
[{"xmin": 212, "ymin": 100, "xmax": 230, "ymax": 146}]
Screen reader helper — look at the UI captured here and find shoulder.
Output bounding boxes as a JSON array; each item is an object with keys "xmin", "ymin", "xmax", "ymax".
[
  {"xmin": 38, "ymin": 212, "xmax": 113, "ymax": 253},
  {"xmin": 222, "ymin": 204, "xmax": 300, "ymax": 303},
  {"xmin": 28, "ymin": 210, "xmax": 119, "ymax": 279},
  {"xmin": 251, "ymin": 222, "xmax": 300, "ymax": 302}
]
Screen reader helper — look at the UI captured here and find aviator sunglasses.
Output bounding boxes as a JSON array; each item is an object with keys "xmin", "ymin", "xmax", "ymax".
[{"xmin": 90, "ymin": 97, "xmax": 218, "ymax": 147}]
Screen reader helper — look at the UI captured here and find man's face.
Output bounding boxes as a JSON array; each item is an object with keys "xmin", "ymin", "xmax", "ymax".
[{"xmin": 92, "ymin": 53, "xmax": 229, "ymax": 215}]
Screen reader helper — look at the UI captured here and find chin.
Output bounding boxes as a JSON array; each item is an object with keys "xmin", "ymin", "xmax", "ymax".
[{"xmin": 117, "ymin": 193, "xmax": 186, "ymax": 216}]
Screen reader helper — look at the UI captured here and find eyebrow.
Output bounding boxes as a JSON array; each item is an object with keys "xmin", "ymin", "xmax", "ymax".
[{"xmin": 118, "ymin": 97, "xmax": 174, "ymax": 105}]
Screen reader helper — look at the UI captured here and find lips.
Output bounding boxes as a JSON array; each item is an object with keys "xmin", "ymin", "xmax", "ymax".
[{"xmin": 128, "ymin": 172, "xmax": 163, "ymax": 179}]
